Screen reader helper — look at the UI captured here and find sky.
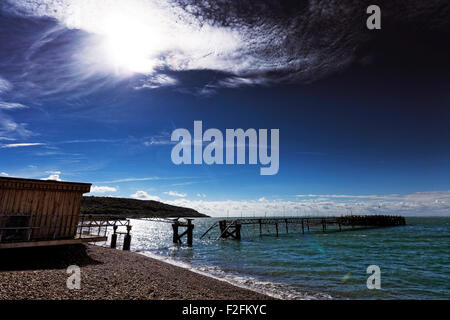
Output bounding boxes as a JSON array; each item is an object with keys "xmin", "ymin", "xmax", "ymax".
[{"xmin": 0, "ymin": 0, "xmax": 449, "ymax": 216}]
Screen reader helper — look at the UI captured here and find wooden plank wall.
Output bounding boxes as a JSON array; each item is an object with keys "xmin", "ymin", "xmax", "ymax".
[{"xmin": 0, "ymin": 178, "xmax": 91, "ymax": 240}]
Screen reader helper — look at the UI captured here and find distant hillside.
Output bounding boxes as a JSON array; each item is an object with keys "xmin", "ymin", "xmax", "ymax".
[{"xmin": 81, "ymin": 196, "xmax": 209, "ymax": 218}]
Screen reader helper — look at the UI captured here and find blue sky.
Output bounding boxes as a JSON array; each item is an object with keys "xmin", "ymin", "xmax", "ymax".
[{"xmin": 1, "ymin": 1, "xmax": 449, "ymax": 216}]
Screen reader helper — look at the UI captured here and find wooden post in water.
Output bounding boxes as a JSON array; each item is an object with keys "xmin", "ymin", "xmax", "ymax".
[
  {"xmin": 172, "ymin": 219, "xmax": 195, "ymax": 245},
  {"xmin": 275, "ymin": 223, "xmax": 279, "ymax": 237},
  {"xmin": 301, "ymin": 218, "xmax": 304, "ymax": 234},
  {"xmin": 219, "ymin": 220, "xmax": 226, "ymax": 236},
  {"xmin": 123, "ymin": 225, "xmax": 132, "ymax": 250},
  {"xmin": 172, "ymin": 222, "xmax": 179, "ymax": 244},
  {"xmin": 110, "ymin": 225, "xmax": 118, "ymax": 249},
  {"xmin": 259, "ymin": 219, "xmax": 262, "ymax": 236},
  {"xmin": 322, "ymin": 219, "xmax": 326, "ymax": 232},
  {"xmin": 285, "ymin": 219, "xmax": 288, "ymax": 233},
  {"xmin": 187, "ymin": 219, "xmax": 194, "ymax": 246},
  {"xmin": 235, "ymin": 222, "xmax": 241, "ymax": 240}
]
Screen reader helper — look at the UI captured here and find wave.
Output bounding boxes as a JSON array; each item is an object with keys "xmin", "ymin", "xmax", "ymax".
[{"xmin": 135, "ymin": 249, "xmax": 332, "ymax": 300}]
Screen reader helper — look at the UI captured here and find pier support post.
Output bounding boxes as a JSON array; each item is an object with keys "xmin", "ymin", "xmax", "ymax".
[
  {"xmin": 187, "ymin": 219, "xmax": 194, "ymax": 246},
  {"xmin": 219, "ymin": 220, "xmax": 226, "ymax": 237},
  {"xmin": 301, "ymin": 219, "xmax": 304, "ymax": 234},
  {"xmin": 110, "ymin": 225, "xmax": 118, "ymax": 249},
  {"xmin": 285, "ymin": 219, "xmax": 288, "ymax": 234},
  {"xmin": 172, "ymin": 223, "xmax": 180, "ymax": 244},
  {"xmin": 259, "ymin": 219, "xmax": 262, "ymax": 236},
  {"xmin": 172, "ymin": 219, "xmax": 195, "ymax": 245},
  {"xmin": 322, "ymin": 219, "xmax": 326, "ymax": 232},
  {"xmin": 123, "ymin": 225, "xmax": 132, "ymax": 251},
  {"xmin": 275, "ymin": 223, "xmax": 279, "ymax": 237},
  {"xmin": 235, "ymin": 223, "xmax": 241, "ymax": 240}
]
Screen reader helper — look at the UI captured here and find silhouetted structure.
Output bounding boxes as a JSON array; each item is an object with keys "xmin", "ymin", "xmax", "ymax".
[{"xmin": 0, "ymin": 177, "xmax": 107, "ymax": 249}]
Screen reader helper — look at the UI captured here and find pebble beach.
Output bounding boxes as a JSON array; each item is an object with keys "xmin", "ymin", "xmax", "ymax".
[{"xmin": 0, "ymin": 244, "xmax": 272, "ymax": 300}]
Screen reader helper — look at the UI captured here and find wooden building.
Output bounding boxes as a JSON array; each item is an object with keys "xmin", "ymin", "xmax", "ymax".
[{"xmin": 0, "ymin": 177, "xmax": 106, "ymax": 249}]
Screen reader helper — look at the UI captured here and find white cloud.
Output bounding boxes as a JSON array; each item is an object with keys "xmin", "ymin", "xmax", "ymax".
[
  {"xmin": 215, "ymin": 76, "xmax": 270, "ymax": 89},
  {"xmin": 164, "ymin": 190, "xmax": 187, "ymax": 198},
  {"xmin": 4, "ymin": 0, "xmax": 324, "ymax": 94},
  {"xmin": 0, "ymin": 142, "xmax": 45, "ymax": 148},
  {"xmin": 130, "ymin": 190, "xmax": 161, "ymax": 202},
  {"xmin": 0, "ymin": 102, "xmax": 28, "ymax": 110},
  {"xmin": 90, "ymin": 185, "xmax": 117, "ymax": 193},
  {"xmin": 4, "ymin": 0, "xmax": 445, "ymax": 97},
  {"xmin": 163, "ymin": 190, "xmax": 450, "ymax": 217},
  {"xmin": 295, "ymin": 194, "xmax": 401, "ymax": 200},
  {"xmin": 95, "ymin": 176, "xmax": 196, "ymax": 183},
  {"xmin": 135, "ymin": 74, "xmax": 178, "ymax": 90},
  {"xmin": 143, "ymin": 137, "xmax": 174, "ymax": 146},
  {"xmin": 0, "ymin": 77, "xmax": 12, "ymax": 94},
  {"xmin": 0, "ymin": 115, "xmax": 33, "ymax": 138},
  {"xmin": 172, "ymin": 181, "xmax": 198, "ymax": 187},
  {"xmin": 196, "ymin": 193, "xmax": 206, "ymax": 198},
  {"xmin": 41, "ymin": 170, "xmax": 62, "ymax": 181},
  {"xmin": 0, "ymin": 172, "xmax": 8, "ymax": 176},
  {"xmin": 96, "ymin": 176, "xmax": 163, "ymax": 183},
  {"xmin": 8, "ymin": 1, "xmax": 244, "ymax": 78}
]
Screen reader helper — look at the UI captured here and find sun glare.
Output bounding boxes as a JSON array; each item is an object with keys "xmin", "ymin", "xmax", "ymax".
[{"xmin": 101, "ymin": 14, "xmax": 163, "ymax": 74}]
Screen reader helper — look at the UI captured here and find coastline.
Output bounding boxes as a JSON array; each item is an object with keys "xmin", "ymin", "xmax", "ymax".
[
  {"xmin": 0, "ymin": 244, "xmax": 273, "ymax": 300},
  {"xmin": 136, "ymin": 250, "xmax": 327, "ymax": 300}
]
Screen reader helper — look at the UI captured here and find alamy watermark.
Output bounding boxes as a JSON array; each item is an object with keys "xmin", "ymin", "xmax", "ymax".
[
  {"xmin": 171, "ymin": 121, "xmax": 279, "ymax": 175},
  {"xmin": 366, "ymin": 265, "xmax": 381, "ymax": 289},
  {"xmin": 66, "ymin": 265, "xmax": 81, "ymax": 290},
  {"xmin": 366, "ymin": 5, "xmax": 381, "ymax": 30}
]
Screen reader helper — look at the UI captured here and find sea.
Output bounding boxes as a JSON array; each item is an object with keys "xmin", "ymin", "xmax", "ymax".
[{"xmin": 107, "ymin": 217, "xmax": 449, "ymax": 300}]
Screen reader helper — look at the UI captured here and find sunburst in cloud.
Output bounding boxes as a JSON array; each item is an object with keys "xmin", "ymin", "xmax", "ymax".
[{"xmin": 4, "ymin": 0, "xmax": 447, "ymax": 98}]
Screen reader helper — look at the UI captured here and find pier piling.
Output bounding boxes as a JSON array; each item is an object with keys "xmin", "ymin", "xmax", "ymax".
[
  {"xmin": 172, "ymin": 219, "xmax": 194, "ymax": 246},
  {"xmin": 187, "ymin": 219, "xmax": 194, "ymax": 246},
  {"xmin": 110, "ymin": 225, "xmax": 118, "ymax": 249},
  {"xmin": 210, "ymin": 215, "xmax": 406, "ymax": 241},
  {"xmin": 123, "ymin": 225, "xmax": 132, "ymax": 251},
  {"xmin": 217, "ymin": 220, "xmax": 242, "ymax": 240},
  {"xmin": 172, "ymin": 223, "xmax": 180, "ymax": 244}
]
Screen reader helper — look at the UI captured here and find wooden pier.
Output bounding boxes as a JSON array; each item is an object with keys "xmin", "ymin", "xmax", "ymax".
[
  {"xmin": 172, "ymin": 218, "xmax": 194, "ymax": 246},
  {"xmin": 136, "ymin": 217, "xmax": 195, "ymax": 246},
  {"xmin": 201, "ymin": 215, "xmax": 406, "ymax": 240},
  {"xmin": 78, "ymin": 215, "xmax": 132, "ymax": 250}
]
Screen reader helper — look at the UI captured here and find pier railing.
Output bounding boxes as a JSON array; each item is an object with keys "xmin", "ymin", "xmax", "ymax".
[
  {"xmin": 201, "ymin": 215, "xmax": 406, "ymax": 240},
  {"xmin": 0, "ymin": 214, "xmax": 132, "ymax": 250}
]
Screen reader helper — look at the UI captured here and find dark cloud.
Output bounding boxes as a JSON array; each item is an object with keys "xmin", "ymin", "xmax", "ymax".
[{"xmin": 172, "ymin": 0, "xmax": 450, "ymax": 80}]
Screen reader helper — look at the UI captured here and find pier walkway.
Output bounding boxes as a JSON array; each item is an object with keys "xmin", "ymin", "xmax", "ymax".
[{"xmin": 201, "ymin": 215, "xmax": 406, "ymax": 240}]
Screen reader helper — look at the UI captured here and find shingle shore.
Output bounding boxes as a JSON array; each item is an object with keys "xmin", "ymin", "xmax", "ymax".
[{"xmin": 0, "ymin": 244, "xmax": 272, "ymax": 300}]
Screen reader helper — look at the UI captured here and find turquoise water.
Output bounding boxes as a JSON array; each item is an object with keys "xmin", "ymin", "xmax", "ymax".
[{"xmin": 123, "ymin": 217, "xmax": 449, "ymax": 299}]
